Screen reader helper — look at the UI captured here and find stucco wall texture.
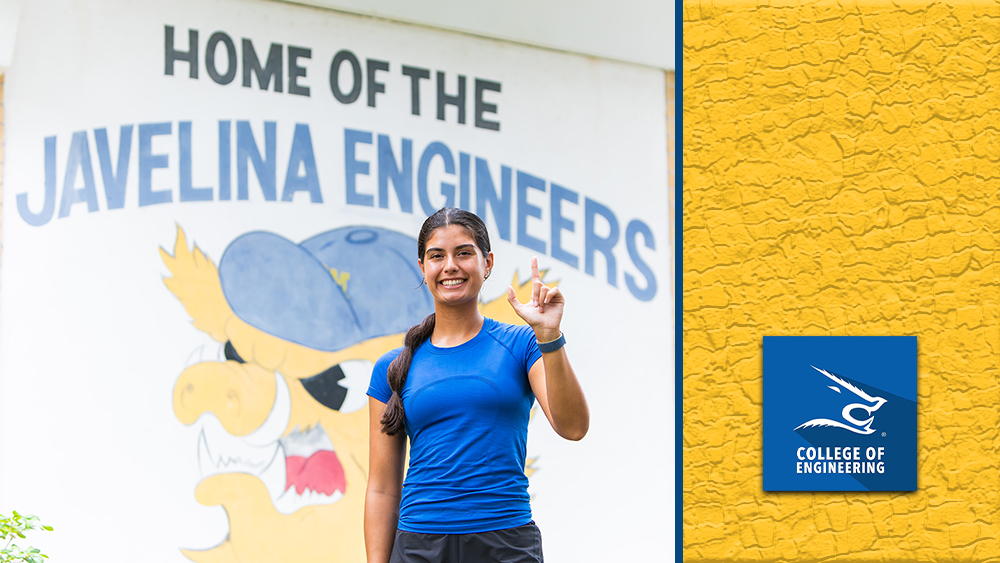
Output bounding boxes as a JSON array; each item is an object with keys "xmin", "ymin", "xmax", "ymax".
[{"xmin": 685, "ymin": 1, "xmax": 1000, "ymax": 562}]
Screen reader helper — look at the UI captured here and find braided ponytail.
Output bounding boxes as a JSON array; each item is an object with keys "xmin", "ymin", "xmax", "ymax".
[
  {"xmin": 380, "ymin": 313, "xmax": 436, "ymax": 435},
  {"xmin": 379, "ymin": 207, "xmax": 491, "ymax": 436}
]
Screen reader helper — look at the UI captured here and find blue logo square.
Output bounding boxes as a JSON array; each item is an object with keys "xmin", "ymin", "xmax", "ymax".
[{"xmin": 763, "ymin": 336, "xmax": 917, "ymax": 492}]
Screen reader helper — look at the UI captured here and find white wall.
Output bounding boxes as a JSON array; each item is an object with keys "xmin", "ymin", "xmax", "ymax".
[
  {"xmin": 0, "ymin": 0, "xmax": 675, "ymax": 73},
  {"xmin": 0, "ymin": 0, "xmax": 23, "ymax": 73},
  {"xmin": 279, "ymin": 0, "xmax": 675, "ymax": 70}
]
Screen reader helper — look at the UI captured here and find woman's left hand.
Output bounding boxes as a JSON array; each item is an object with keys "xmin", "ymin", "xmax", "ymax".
[{"xmin": 507, "ymin": 257, "xmax": 563, "ymax": 341}]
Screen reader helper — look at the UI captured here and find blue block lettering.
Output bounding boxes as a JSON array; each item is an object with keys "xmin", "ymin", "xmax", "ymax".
[
  {"xmin": 378, "ymin": 134, "xmax": 413, "ymax": 213},
  {"xmin": 584, "ymin": 197, "xmax": 619, "ymax": 287},
  {"xmin": 458, "ymin": 152, "xmax": 471, "ymax": 211},
  {"xmin": 625, "ymin": 219, "xmax": 657, "ymax": 302},
  {"xmin": 237, "ymin": 121, "xmax": 277, "ymax": 201},
  {"xmin": 417, "ymin": 141, "xmax": 455, "ymax": 215},
  {"xmin": 550, "ymin": 182, "xmax": 579, "ymax": 269},
  {"xmin": 94, "ymin": 125, "xmax": 133, "ymax": 210},
  {"xmin": 179, "ymin": 122, "xmax": 213, "ymax": 201},
  {"xmin": 516, "ymin": 171, "xmax": 546, "ymax": 254},
  {"xmin": 17, "ymin": 136, "xmax": 57, "ymax": 226},
  {"xmin": 139, "ymin": 122, "xmax": 173, "ymax": 207},
  {"xmin": 475, "ymin": 158, "xmax": 512, "ymax": 241},
  {"xmin": 344, "ymin": 129, "xmax": 373, "ymax": 206},
  {"xmin": 58, "ymin": 131, "xmax": 99, "ymax": 217},
  {"xmin": 282, "ymin": 123, "xmax": 322, "ymax": 202},
  {"xmin": 219, "ymin": 121, "xmax": 231, "ymax": 200}
]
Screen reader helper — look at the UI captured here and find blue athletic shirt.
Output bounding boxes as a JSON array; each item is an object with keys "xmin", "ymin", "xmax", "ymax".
[{"xmin": 367, "ymin": 317, "xmax": 543, "ymax": 533}]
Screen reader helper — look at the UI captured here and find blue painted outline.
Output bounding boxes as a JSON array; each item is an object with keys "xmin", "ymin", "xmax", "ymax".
[{"xmin": 674, "ymin": 4, "xmax": 684, "ymax": 562}]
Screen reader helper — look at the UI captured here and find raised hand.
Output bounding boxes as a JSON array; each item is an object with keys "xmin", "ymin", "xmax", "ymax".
[{"xmin": 506, "ymin": 257, "xmax": 563, "ymax": 340}]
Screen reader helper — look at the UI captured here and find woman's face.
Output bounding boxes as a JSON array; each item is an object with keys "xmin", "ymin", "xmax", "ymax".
[{"xmin": 419, "ymin": 224, "xmax": 493, "ymax": 307}]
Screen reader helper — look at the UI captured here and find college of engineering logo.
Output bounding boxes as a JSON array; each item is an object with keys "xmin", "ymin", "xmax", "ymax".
[
  {"xmin": 795, "ymin": 366, "xmax": 887, "ymax": 435},
  {"xmin": 763, "ymin": 336, "xmax": 917, "ymax": 492}
]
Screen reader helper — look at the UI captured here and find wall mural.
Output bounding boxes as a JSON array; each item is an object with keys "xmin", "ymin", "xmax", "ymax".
[
  {"xmin": 0, "ymin": 0, "xmax": 671, "ymax": 560},
  {"xmin": 162, "ymin": 226, "xmax": 544, "ymax": 561}
]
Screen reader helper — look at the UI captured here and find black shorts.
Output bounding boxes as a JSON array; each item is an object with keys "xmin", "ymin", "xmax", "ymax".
[{"xmin": 389, "ymin": 521, "xmax": 544, "ymax": 563}]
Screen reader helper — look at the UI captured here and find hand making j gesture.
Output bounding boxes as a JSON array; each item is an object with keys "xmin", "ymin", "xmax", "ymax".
[{"xmin": 506, "ymin": 257, "xmax": 563, "ymax": 342}]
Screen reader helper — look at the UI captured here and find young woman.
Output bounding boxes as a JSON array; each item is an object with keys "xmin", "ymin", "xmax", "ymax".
[{"xmin": 365, "ymin": 208, "xmax": 589, "ymax": 563}]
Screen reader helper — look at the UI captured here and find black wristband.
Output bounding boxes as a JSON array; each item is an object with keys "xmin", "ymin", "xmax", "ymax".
[{"xmin": 537, "ymin": 332, "xmax": 566, "ymax": 353}]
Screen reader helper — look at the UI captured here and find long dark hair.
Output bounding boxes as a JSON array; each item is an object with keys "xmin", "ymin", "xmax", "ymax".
[{"xmin": 380, "ymin": 208, "xmax": 491, "ymax": 435}]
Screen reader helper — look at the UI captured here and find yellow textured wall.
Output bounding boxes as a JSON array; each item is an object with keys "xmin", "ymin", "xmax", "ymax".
[{"xmin": 685, "ymin": 1, "xmax": 1000, "ymax": 562}]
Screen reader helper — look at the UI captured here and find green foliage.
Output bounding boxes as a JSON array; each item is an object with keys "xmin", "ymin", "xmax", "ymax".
[{"xmin": 0, "ymin": 511, "xmax": 53, "ymax": 563}]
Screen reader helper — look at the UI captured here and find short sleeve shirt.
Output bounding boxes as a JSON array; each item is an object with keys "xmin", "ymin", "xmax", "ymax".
[{"xmin": 368, "ymin": 318, "xmax": 542, "ymax": 533}]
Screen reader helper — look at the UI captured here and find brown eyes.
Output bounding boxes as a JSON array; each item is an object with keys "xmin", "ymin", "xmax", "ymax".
[{"xmin": 428, "ymin": 251, "xmax": 473, "ymax": 259}]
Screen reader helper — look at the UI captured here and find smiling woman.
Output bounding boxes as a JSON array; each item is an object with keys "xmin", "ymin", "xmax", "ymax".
[{"xmin": 365, "ymin": 207, "xmax": 590, "ymax": 563}]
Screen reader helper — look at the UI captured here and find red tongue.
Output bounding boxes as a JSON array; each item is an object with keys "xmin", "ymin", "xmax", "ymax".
[{"xmin": 285, "ymin": 451, "xmax": 346, "ymax": 495}]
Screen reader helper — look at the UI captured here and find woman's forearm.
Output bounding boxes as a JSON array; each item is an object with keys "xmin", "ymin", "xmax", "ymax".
[
  {"xmin": 534, "ymin": 335, "xmax": 589, "ymax": 441},
  {"xmin": 509, "ymin": 257, "xmax": 589, "ymax": 441},
  {"xmin": 364, "ymin": 488, "xmax": 401, "ymax": 563},
  {"xmin": 542, "ymin": 355, "xmax": 589, "ymax": 440},
  {"xmin": 366, "ymin": 396, "xmax": 406, "ymax": 562}
]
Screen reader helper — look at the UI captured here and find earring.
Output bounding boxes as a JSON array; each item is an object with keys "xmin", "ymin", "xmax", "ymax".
[{"xmin": 485, "ymin": 270, "xmax": 491, "ymax": 280}]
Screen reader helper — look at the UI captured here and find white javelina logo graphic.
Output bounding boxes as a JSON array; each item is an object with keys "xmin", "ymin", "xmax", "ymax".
[{"xmin": 794, "ymin": 366, "xmax": 887, "ymax": 435}]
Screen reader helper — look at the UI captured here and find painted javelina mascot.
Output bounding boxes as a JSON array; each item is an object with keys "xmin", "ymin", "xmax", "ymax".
[{"xmin": 162, "ymin": 225, "xmax": 540, "ymax": 562}]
